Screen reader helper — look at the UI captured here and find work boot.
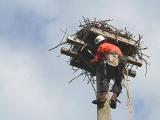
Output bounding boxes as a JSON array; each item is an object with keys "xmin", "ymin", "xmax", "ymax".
[
  {"xmin": 92, "ymin": 92, "xmax": 107, "ymax": 104},
  {"xmin": 110, "ymin": 93, "xmax": 117, "ymax": 109}
]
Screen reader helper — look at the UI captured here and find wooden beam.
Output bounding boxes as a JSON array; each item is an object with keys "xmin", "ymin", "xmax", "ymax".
[
  {"xmin": 128, "ymin": 69, "xmax": 136, "ymax": 77},
  {"xmin": 90, "ymin": 27, "xmax": 136, "ymax": 46},
  {"xmin": 61, "ymin": 47, "xmax": 77, "ymax": 58},
  {"xmin": 67, "ymin": 36, "xmax": 85, "ymax": 47},
  {"xmin": 61, "ymin": 46, "xmax": 143, "ymax": 67},
  {"xmin": 127, "ymin": 56, "xmax": 143, "ymax": 67},
  {"xmin": 67, "ymin": 36, "xmax": 94, "ymax": 50}
]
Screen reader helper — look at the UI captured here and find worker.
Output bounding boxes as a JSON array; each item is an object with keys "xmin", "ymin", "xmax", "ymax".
[{"xmin": 90, "ymin": 35, "xmax": 124, "ymax": 109}]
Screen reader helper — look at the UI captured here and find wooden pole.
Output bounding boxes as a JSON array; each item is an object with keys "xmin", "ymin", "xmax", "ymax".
[{"xmin": 96, "ymin": 64, "xmax": 112, "ymax": 120}]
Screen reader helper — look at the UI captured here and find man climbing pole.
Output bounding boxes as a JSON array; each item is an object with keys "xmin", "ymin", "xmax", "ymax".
[{"xmin": 90, "ymin": 35, "xmax": 125, "ymax": 109}]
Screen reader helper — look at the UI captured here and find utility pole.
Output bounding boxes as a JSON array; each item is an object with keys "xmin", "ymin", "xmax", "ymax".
[{"xmin": 96, "ymin": 64, "xmax": 112, "ymax": 120}]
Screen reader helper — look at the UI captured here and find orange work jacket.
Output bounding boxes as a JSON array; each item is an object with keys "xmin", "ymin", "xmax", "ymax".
[{"xmin": 93, "ymin": 43, "xmax": 123, "ymax": 63}]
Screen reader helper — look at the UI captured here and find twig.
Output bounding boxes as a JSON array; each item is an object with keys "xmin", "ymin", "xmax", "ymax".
[
  {"xmin": 60, "ymin": 28, "xmax": 67, "ymax": 43},
  {"xmin": 67, "ymin": 72, "xmax": 85, "ymax": 84},
  {"xmin": 49, "ymin": 41, "xmax": 66, "ymax": 51},
  {"xmin": 59, "ymin": 28, "xmax": 71, "ymax": 36},
  {"xmin": 86, "ymin": 74, "xmax": 96, "ymax": 94}
]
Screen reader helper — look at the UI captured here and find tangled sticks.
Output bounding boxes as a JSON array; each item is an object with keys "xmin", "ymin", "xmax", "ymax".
[{"xmin": 50, "ymin": 18, "xmax": 149, "ymax": 86}]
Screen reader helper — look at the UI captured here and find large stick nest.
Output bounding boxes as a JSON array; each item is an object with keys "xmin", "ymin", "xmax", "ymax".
[{"xmin": 50, "ymin": 18, "xmax": 150, "ymax": 88}]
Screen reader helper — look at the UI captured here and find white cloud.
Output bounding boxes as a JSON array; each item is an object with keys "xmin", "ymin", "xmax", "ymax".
[
  {"xmin": 0, "ymin": 37, "xmax": 95, "ymax": 120},
  {"xmin": 0, "ymin": 0, "xmax": 59, "ymax": 17},
  {"xmin": 0, "ymin": 41, "xmax": 52, "ymax": 119},
  {"xmin": 0, "ymin": 0, "xmax": 160, "ymax": 120}
]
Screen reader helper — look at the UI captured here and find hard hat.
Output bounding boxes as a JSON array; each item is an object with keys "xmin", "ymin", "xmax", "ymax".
[{"xmin": 95, "ymin": 35, "xmax": 106, "ymax": 44}]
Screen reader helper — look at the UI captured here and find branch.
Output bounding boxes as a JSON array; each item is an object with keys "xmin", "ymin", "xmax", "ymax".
[
  {"xmin": 49, "ymin": 41, "xmax": 66, "ymax": 51},
  {"xmin": 67, "ymin": 72, "xmax": 85, "ymax": 84}
]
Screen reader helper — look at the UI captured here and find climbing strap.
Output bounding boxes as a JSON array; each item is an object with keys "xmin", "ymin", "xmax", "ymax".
[{"xmin": 123, "ymin": 67, "xmax": 133, "ymax": 120}]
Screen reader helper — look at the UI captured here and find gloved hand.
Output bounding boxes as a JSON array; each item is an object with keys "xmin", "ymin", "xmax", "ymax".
[
  {"xmin": 119, "ymin": 56, "xmax": 128, "ymax": 67},
  {"xmin": 120, "ymin": 56, "xmax": 128, "ymax": 62}
]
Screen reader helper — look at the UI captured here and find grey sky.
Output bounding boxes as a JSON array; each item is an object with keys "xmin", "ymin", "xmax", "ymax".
[{"xmin": 0, "ymin": 0, "xmax": 159, "ymax": 120}]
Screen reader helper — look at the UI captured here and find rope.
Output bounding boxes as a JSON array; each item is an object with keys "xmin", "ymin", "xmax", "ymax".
[{"xmin": 123, "ymin": 66, "xmax": 133, "ymax": 120}]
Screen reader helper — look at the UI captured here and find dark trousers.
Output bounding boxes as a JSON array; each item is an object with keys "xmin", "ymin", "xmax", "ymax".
[{"xmin": 99, "ymin": 62, "xmax": 123, "ymax": 96}]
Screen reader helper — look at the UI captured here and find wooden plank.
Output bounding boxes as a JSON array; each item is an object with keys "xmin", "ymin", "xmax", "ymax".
[
  {"xmin": 127, "ymin": 56, "xmax": 143, "ymax": 67},
  {"xmin": 67, "ymin": 36, "xmax": 94, "ymax": 50},
  {"xmin": 61, "ymin": 46, "xmax": 143, "ymax": 67},
  {"xmin": 67, "ymin": 36, "xmax": 85, "ymax": 47},
  {"xmin": 61, "ymin": 47, "xmax": 77, "ymax": 58},
  {"xmin": 90, "ymin": 27, "xmax": 136, "ymax": 46},
  {"xmin": 128, "ymin": 69, "xmax": 136, "ymax": 77}
]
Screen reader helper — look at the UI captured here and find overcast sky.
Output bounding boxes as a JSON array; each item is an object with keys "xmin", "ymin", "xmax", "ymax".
[{"xmin": 0, "ymin": 0, "xmax": 160, "ymax": 120}]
